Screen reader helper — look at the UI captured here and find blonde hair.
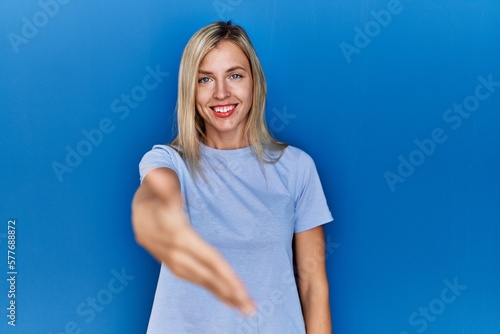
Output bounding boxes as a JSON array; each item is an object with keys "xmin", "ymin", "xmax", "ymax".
[{"xmin": 171, "ymin": 21, "xmax": 287, "ymax": 175}]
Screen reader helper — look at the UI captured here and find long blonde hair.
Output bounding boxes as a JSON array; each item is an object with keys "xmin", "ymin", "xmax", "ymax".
[{"xmin": 171, "ymin": 21, "xmax": 287, "ymax": 174}]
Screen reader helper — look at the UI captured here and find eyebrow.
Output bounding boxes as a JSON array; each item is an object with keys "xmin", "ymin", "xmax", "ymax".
[{"xmin": 198, "ymin": 66, "xmax": 248, "ymax": 75}]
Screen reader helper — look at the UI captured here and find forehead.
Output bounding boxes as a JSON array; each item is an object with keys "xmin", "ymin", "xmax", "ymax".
[{"xmin": 199, "ymin": 40, "xmax": 250, "ymax": 70}]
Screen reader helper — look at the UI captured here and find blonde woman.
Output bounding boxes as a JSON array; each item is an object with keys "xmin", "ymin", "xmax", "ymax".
[{"xmin": 132, "ymin": 21, "xmax": 333, "ymax": 333}]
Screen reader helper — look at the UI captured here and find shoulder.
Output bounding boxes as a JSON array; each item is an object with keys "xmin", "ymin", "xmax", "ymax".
[
  {"xmin": 279, "ymin": 145, "xmax": 317, "ymax": 169},
  {"xmin": 270, "ymin": 145, "xmax": 319, "ymax": 191},
  {"xmin": 141, "ymin": 144, "xmax": 183, "ymax": 161},
  {"xmin": 150, "ymin": 144, "xmax": 182, "ymax": 154},
  {"xmin": 139, "ymin": 144, "xmax": 186, "ymax": 182}
]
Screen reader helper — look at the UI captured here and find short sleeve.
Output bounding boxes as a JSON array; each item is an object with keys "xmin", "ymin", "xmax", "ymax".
[
  {"xmin": 138, "ymin": 145, "xmax": 179, "ymax": 183},
  {"xmin": 293, "ymin": 151, "xmax": 333, "ymax": 233}
]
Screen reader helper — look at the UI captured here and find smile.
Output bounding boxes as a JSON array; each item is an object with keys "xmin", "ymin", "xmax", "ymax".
[
  {"xmin": 210, "ymin": 104, "xmax": 237, "ymax": 118},
  {"xmin": 212, "ymin": 104, "xmax": 236, "ymax": 113}
]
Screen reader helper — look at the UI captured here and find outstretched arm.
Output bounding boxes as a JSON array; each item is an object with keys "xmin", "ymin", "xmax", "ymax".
[{"xmin": 131, "ymin": 167, "xmax": 255, "ymax": 315}]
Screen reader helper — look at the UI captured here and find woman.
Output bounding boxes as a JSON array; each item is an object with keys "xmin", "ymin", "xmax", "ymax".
[{"xmin": 132, "ymin": 21, "xmax": 333, "ymax": 333}]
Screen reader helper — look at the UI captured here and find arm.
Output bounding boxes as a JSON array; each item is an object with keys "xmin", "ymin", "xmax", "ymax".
[
  {"xmin": 131, "ymin": 167, "xmax": 255, "ymax": 315},
  {"xmin": 294, "ymin": 225, "xmax": 332, "ymax": 333}
]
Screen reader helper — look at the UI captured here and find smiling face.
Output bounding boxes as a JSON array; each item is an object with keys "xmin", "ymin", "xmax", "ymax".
[{"xmin": 195, "ymin": 40, "xmax": 253, "ymax": 149}]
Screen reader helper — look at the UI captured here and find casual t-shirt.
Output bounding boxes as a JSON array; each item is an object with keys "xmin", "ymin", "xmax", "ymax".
[{"xmin": 139, "ymin": 143, "xmax": 333, "ymax": 334}]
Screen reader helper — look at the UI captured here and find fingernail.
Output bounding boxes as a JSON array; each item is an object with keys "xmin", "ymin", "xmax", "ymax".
[{"xmin": 241, "ymin": 301, "xmax": 256, "ymax": 316}]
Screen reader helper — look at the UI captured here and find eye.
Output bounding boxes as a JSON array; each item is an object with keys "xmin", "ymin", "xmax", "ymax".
[
  {"xmin": 230, "ymin": 73, "xmax": 242, "ymax": 79},
  {"xmin": 198, "ymin": 77, "xmax": 211, "ymax": 83}
]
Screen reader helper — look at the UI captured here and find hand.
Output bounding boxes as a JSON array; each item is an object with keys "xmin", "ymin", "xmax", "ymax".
[{"xmin": 132, "ymin": 198, "xmax": 256, "ymax": 315}]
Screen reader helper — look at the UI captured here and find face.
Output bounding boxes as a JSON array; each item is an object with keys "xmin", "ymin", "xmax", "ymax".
[{"xmin": 195, "ymin": 40, "xmax": 253, "ymax": 149}]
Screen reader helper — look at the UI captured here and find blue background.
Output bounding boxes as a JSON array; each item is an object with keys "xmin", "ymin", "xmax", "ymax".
[{"xmin": 1, "ymin": 0, "xmax": 499, "ymax": 333}]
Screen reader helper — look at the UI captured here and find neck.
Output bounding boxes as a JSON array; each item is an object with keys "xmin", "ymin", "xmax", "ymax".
[{"xmin": 204, "ymin": 131, "xmax": 249, "ymax": 150}]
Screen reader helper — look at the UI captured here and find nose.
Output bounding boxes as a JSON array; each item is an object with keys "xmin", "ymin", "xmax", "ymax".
[{"xmin": 213, "ymin": 80, "xmax": 230, "ymax": 100}]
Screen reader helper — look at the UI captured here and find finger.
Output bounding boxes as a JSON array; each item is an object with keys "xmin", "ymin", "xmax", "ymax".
[
  {"xmin": 144, "ymin": 208, "xmax": 256, "ymax": 315},
  {"xmin": 170, "ymin": 248, "xmax": 239, "ymax": 304},
  {"xmin": 145, "ymin": 225, "xmax": 254, "ymax": 314},
  {"xmin": 184, "ymin": 247, "xmax": 255, "ymax": 314},
  {"xmin": 181, "ymin": 232, "xmax": 256, "ymax": 314}
]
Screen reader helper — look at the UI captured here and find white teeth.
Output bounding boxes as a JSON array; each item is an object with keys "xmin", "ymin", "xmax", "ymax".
[{"xmin": 213, "ymin": 105, "xmax": 235, "ymax": 113}]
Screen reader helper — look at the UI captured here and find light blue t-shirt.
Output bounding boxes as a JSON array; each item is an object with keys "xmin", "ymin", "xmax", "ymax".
[{"xmin": 139, "ymin": 143, "xmax": 333, "ymax": 334}]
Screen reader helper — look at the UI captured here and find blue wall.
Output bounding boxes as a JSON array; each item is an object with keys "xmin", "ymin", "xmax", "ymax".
[{"xmin": 1, "ymin": 0, "xmax": 499, "ymax": 333}]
